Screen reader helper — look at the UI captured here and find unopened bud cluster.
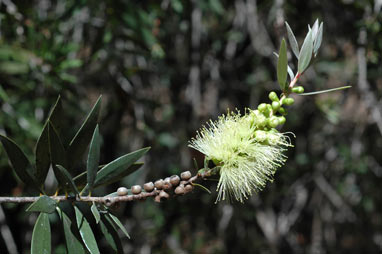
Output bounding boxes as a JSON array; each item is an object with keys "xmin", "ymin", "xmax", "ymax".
[{"xmin": 115, "ymin": 171, "xmax": 194, "ymax": 203}]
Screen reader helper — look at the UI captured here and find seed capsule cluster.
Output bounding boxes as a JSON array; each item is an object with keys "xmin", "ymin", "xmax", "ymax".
[{"xmin": 114, "ymin": 171, "xmax": 195, "ymax": 203}]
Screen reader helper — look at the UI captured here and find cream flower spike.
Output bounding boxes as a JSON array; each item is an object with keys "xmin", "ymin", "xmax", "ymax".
[{"xmin": 189, "ymin": 109, "xmax": 293, "ymax": 203}]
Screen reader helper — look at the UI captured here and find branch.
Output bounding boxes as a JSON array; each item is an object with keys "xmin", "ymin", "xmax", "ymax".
[{"xmin": 0, "ymin": 170, "xmax": 214, "ymax": 205}]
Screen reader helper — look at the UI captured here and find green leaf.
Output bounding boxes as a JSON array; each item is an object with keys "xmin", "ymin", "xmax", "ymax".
[
  {"xmin": 57, "ymin": 207, "xmax": 86, "ymax": 254},
  {"xmin": 91, "ymin": 203, "xmax": 100, "ymax": 224},
  {"xmin": 74, "ymin": 206, "xmax": 100, "ymax": 254},
  {"xmin": 34, "ymin": 123, "xmax": 50, "ymax": 186},
  {"xmin": 298, "ymin": 29, "xmax": 314, "ymax": 74},
  {"xmin": 48, "ymin": 122, "xmax": 69, "ymax": 191},
  {"xmin": 87, "ymin": 125, "xmax": 100, "ymax": 192},
  {"xmin": 35, "ymin": 96, "xmax": 66, "ymax": 186},
  {"xmin": 287, "ymin": 65, "xmax": 295, "ymax": 81},
  {"xmin": 77, "ymin": 163, "xmax": 143, "ymax": 193},
  {"xmin": 26, "ymin": 196, "xmax": 57, "ymax": 214},
  {"xmin": 68, "ymin": 96, "xmax": 102, "ymax": 169},
  {"xmin": 99, "ymin": 216, "xmax": 123, "ymax": 253},
  {"xmin": 277, "ymin": 39, "xmax": 288, "ymax": 91},
  {"xmin": 273, "ymin": 52, "xmax": 295, "ymax": 81},
  {"xmin": 299, "ymin": 86, "xmax": 351, "ymax": 96},
  {"xmin": 93, "ymin": 162, "xmax": 144, "ymax": 188},
  {"xmin": 48, "ymin": 95, "xmax": 65, "ymax": 137},
  {"xmin": 0, "ymin": 135, "xmax": 40, "ymax": 192},
  {"xmin": 107, "ymin": 213, "xmax": 130, "ymax": 239},
  {"xmin": 31, "ymin": 213, "xmax": 51, "ymax": 254},
  {"xmin": 313, "ymin": 22, "xmax": 323, "ymax": 56},
  {"xmin": 56, "ymin": 165, "xmax": 79, "ymax": 194},
  {"xmin": 285, "ymin": 22, "xmax": 299, "ymax": 58},
  {"xmin": 82, "ymin": 148, "xmax": 149, "ymax": 192},
  {"xmin": 311, "ymin": 19, "xmax": 319, "ymax": 40}
]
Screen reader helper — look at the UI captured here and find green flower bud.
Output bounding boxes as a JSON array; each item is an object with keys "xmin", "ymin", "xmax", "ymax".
[
  {"xmin": 278, "ymin": 107, "xmax": 287, "ymax": 115},
  {"xmin": 278, "ymin": 116, "xmax": 286, "ymax": 125},
  {"xmin": 258, "ymin": 103, "xmax": 267, "ymax": 112},
  {"xmin": 292, "ymin": 86, "xmax": 304, "ymax": 94},
  {"xmin": 261, "ymin": 104, "xmax": 272, "ymax": 117},
  {"xmin": 272, "ymin": 101, "xmax": 280, "ymax": 111},
  {"xmin": 268, "ymin": 91, "xmax": 279, "ymax": 102},
  {"xmin": 268, "ymin": 116, "xmax": 279, "ymax": 128},
  {"xmin": 283, "ymin": 98, "xmax": 295, "ymax": 106},
  {"xmin": 250, "ymin": 110, "xmax": 267, "ymax": 128}
]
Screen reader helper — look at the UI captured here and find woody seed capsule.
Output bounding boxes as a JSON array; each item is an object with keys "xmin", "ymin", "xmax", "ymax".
[
  {"xmin": 159, "ymin": 190, "xmax": 169, "ymax": 199},
  {"xmin": 163, "ymin": 177, "xmax": 172, "ymax": 189},
  {"xmin": 163, "ymin": 181, "xmax": 172, "ymax": 190},
  {"xmin": 154, "ymin": 195, "xmax": 161, "ymax": 203},
  {"xmin": 175, "ymin": 186, "xmax": 185, "ymax": 195},
  {"xmin": 131, "ymin": 185, "xmax": 142, "ymax": 194},
  {"xmin": 170, "ymin": 175, "xmax": 180, "ymax": 186},
  {"xmin": 143, "ymin": 182, "xmax": 155, "ymax": 192},
  {"xmin": 117, "ymin": 187, "xmax": 128, "ymax": 196},
  {"xmin": 154, "ymin": 179, "xmax": 164, "ymax": 189},
  {"xmin": 184, "ymin": 184, "xmax": 193, "ymax": 193},
  {"xmin": 180, "ymin": 171, "xmax": 192, "ymax": 180}
]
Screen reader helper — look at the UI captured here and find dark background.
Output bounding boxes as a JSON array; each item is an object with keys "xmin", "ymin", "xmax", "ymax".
[{"xmin": 0, "ymin": 0, "xmax": 381, "ymax": 253}]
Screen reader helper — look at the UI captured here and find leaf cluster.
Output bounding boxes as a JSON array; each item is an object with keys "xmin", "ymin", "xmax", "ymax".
[{"xmin": 0, "ymin": 96, "xmax": 149, "ymax": 253}]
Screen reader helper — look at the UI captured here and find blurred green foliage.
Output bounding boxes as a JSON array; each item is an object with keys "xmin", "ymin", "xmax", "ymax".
[{"xmin": 0, "ymin": 0, "xmax": 381, "ymax": 253}]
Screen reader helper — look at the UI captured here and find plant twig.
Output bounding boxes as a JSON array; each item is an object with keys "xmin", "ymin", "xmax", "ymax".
[{"xmin": 0, "ymin": 170, "xmax": 213, "ymax": 205}]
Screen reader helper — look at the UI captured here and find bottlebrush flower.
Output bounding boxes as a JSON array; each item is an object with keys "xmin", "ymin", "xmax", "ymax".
[{"xmin": 189, "ymin": 109, "xmax": 293, "ymax": 203}]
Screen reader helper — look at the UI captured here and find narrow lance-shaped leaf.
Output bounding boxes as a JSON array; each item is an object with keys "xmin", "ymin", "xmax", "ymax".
[
  {"xmin": 87, "ymin": 125, "xmax": 100, "ymax": 193},
  {"xmin": 34, "ymin": 123, "xmax": 50, "ymax": 186},
  {"xmin": 91, "ymin": 203, "xmax": 100, "ymax": 224},
  {"xmin": 48, "ymin": 122, "xmax": 69, "ymax": 192},
  {"xmin": 48, "ymin": 95, "xmax": 65, "ymax": 137},
  {"xmin": 107, "ymin": 213, "xmax": 130, "ymax": 239},
  {"xmin": 277, "ymin": 38, "xmax": 288, "ymax": 91},
  {"xmin": 0, "ymin": 135, "xmax": 40, "ymax": 192},
  {"xmin": 273, "ymin": 52, "xmax": 295, "ymax": 81},
  {"xmin": 298, "ymin": 29, "xmax": 314, "ymax": 74},
  {"xmin": 74, "ymin": 206, "xmax": 100, "ymax": 254},
  {"xmin": 285, "ymin": 22, "xmax": 299, "ymax": 58},
  {"xmin": 26, "ymin": 196, "xmax": 57, "ymax": 214},
  {"xmin": 311, "ymin": 19, "xmax": 319, "ymax": 40},
  {"xmin": 299, "ymin": 86, "xmax": 351, "ymax": 96},
  {"xmin": 313, "ymin": 22, "xmax": 323, "ymax": 56},
  {"xmin": 68, "ymin": 95, "xmax": 102, "ymax": 169},
  {"xmin": 99, "ymin": 216, "xmax": 123, "ymax": 253},
  {"xmin": 287, "ymin": 65, "xmax": 295, "ymax": 81},
  {"xmin": 57, "ymin": 207, "xmax": 86, "ymax": 254},
  {"xmin": 76, "ymin": 163, "xmax": 143, "ymax": 192},
  {"xmin": 81, "ymin": 148, "xmax": 149, "ymax": 193},
  {"xmin": 35, "ymin": 95, "xmax": 64, "ymax": 186},
  {"xmin": 31, "ymin": 213, "xmax": 51, "ymax": 254},
  {"xmin": 56, "ymin": 165, "xmax": 79, "ymax": 194}
]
